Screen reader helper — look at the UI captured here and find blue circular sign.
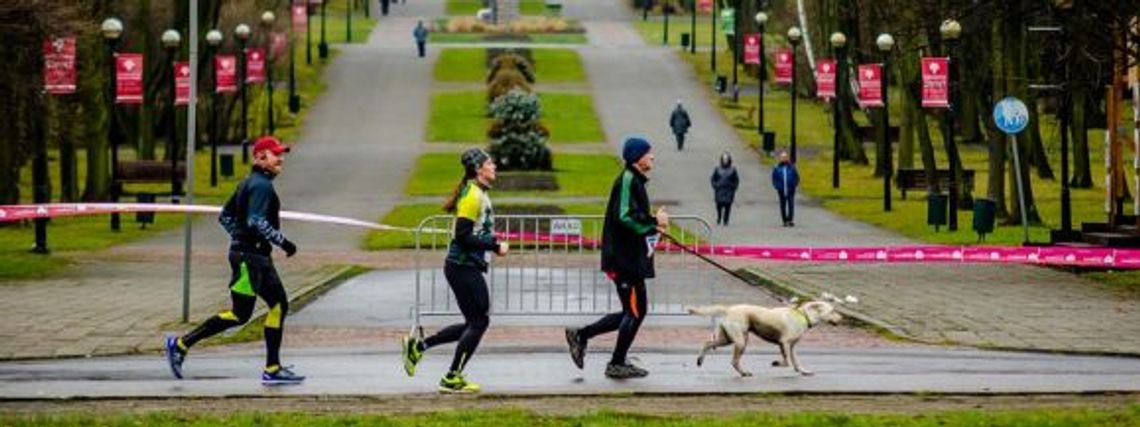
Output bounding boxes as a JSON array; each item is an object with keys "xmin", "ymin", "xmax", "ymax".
[{"xmin": 993, "ymin": 97, "xmax": 1029, "ymax": 135}]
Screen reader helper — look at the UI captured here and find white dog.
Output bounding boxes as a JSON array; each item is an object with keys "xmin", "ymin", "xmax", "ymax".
[{"xmin": 687, "ymin": 301, "xmax": 842, "ymax": 377}]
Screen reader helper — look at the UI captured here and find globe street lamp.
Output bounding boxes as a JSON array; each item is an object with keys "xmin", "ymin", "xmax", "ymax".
[
  {"xmin": 102, "ymin": 17, "xmax": 124, "ymax": 231},
  {"xmin": 830, "ymin": 31, "xmax": 847, "ymax": 189},
  {"xmin": 235, "ymin": 23, "xmax": 252, "ymax": 163},
  {"xmin": 206, "ymin": 29, "xmax": 224, "ymax": 187},
  {"xmin": 787, "ymin": 26, "xmax": 801, "ymax": 162},
  {"xmin": 319, "ymin": 1, "xmax": 328, "ymax": 59},
  {"xmin": 940, "ymin": 18, "xmax": 962, "ymax": 230},
  {"xmin": 261, "ymin": 11, "xmax": 277, "ymax": 135},
  {"xmin": 877, "ymin": 32, "xmax": 895, "ymax": 212},
  {"xmin": 755, "ymin": 11, "xmax": 768, "ymax": 143},
  {"xmin": 162, "ymin": 29, "xmax": 182, "ymax": 198}
]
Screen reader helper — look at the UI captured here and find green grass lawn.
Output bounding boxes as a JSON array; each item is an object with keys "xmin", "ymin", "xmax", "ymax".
[
  {"xmin": 678, "ymin": 49, "xmax": 1119, "ymax": 247},
  {"xmin": 405, "ymin": 152, "xmax": 620, "ymax": 196},
  {"xmin": 429, "ymin": 33, "xmax": 588, "ymax": 44},
  {"xmin": 8, "ymin": 406, "xmax": 1140, "ymax": 426},
  {"xmin": 633, "ymin": 16, "xmax": 723, "ymax": 49},
  {"xmin": 363, "ymin": 203, "xmax": 605, "ymax": 250},
  {"xmin": 434, "ymin": 48, "xmax": 586, "ymax": 83},
  {"xmin": 427, "ymin": 91, "xmax": 604, "ymax": 143},
  {"xmin": 446, "ymin": 0, "xmax": 548, "ymax": 16},
  {"xmin": 1, "ymin": 10, "xmax": 376, "ymax": 281}
]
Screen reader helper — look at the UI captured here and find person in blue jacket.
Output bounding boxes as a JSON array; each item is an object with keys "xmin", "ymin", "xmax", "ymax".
[
  {"xmin": 414, "ymin": 21, "xmax": 429, "ymax": 58},
  {"xmin": 771, "ymin": 150, "xmax": 799, "ymax": 227}
]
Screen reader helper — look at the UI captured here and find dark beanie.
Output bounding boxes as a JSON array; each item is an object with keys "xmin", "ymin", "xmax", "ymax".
[{"xmin": 622, "ymin": 137, "xmax": 652, "ymax": 165}]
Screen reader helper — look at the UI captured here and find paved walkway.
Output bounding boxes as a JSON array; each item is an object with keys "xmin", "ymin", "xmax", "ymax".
[{"xmin": 567, "ymin": 0, "xmax": 1140, "ymax": 355}]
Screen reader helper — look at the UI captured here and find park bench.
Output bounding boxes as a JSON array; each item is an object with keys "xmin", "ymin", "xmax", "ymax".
[
  {"xmin": 895, "ymin": 168, "xmax": 975, "ymax": 200},
  {"xmin": 854, "ymin": 125, "xmax": 900, "ymax": 144}
]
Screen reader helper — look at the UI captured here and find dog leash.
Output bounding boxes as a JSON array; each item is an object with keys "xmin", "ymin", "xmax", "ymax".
[{"xmin": 660, "ymin": 231, "xmax": 792, "ymax": 304}]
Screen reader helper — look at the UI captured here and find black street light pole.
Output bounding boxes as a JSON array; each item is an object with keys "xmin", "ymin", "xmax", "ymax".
[
  {"xmin": 643, "ymin": 0, "xmax": 649, "ymax": 21},
  {"xmin": 689, "ymin": 0, "xmax": 696, "ymax": 54},
  {"xmin": 831, "ymin": 32, "xmax": 846, "ymax": 189},
  {"xmin": 755, "ymin": 12, "xmax": 768, "ymax": 139},
  {"xmin": 306, "ymin": 2, "xmax": 313, "ymax": 65},
  {"xmin": 710, "ymin": 0, "xmax": 717, "ymax": 73},
  {"xmin": 235, "ymin": 23, "xmax": 251, "ymax": 163},
  {"xmin": 878, "ymin": 33, "xmax": 895, "ymax": 212},
  {"xmin": 162, "ymin": 29, "xmax": 182, "ymax": 199},
  {"xmin": 206, "ymin": 29, "xmax": 223, "ymax": 187},
  {"xmin": 346, "ymin": 0, "xmax": 353, "ymax": 43},
  {"xmin": 289, "ymin": 3, "xmax": 300, "ymax": 113},
  {"xmin": 102, "ymin": 18, "xmax": 123, "ymax": 231},
  {"xmin": 319, "ymin": 1, "xmax": 329, "ymax": 59},
  {"xmin": 941, "ymin": 19, "xmax": 962, "ymax": 231},
  {"xmin": 32, "ymin": 87, "xmax": 49, "ymax": 253},
  {"xmin": 663, "ymin": 1, "xmax": 670, "ymax": 45},
  {"xmin": 262, "ymin": 11, "xmax": 277, "ymax": 135},
  {"xmin": 731, "ymin": 0, "xmax": 740, "ymax": 102},
  {"xmin": 788, "ymin": 26, "xmax": 801, "ymax": 162}
]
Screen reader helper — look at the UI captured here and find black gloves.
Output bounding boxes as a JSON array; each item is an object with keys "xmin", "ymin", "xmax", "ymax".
[{"xmin": 281, "ymin": 239, "xmax": 297, "ymax": 257}]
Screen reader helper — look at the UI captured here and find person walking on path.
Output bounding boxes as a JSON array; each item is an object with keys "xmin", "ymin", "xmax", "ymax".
[
  {"xmin": 401, "ymin": 148, "xmax": 510, "ymax": 394},
  {"xmin": 771, "ymin": 150, "xmax": 799, "ymax": 227},
  {"xmin": 669, "ymin": 100, "xmax": 692, "ymax": 151},
  {"xmin": 164, "ymin": 136, "xmax": 304, "ymax": 385},
  {"xmin": 413, "ymin": 21, "xmax": 429, "ymax": 58},
  {"xmin": 565, "ymin": 137, "xmax": 670, "ymax": 379},
  {"xmin": 710, "ymin": 152, "xmax": 739, "ymax": 226}
]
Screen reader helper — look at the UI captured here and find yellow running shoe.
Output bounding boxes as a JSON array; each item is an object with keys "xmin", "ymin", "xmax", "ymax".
[{"xmin": 438, "ymin": 372, "xmax": 481, "ymax": 394}]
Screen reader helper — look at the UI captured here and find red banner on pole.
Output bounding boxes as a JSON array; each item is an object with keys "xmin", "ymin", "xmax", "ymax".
[
  {"xmin": 215, "ymin": 55, "xmax": 238, "ymax": 94},
  {"xmin": 245, "ymin": 48, "xmax": 266, "ymax": 84},
  {"xmin": 174, "ymin": 61, "xmax": 191, "ymax": 106},
  {"xmin": 115, "ymin": 53, "xmax": 144, "ymax": 104},
  {"xmin": 743, "ymin": 33, "xmax": 761, "ymax": 65},
  {"xmin": 774, "ymin": 48, "xmax": 793, "ymax": 84},
  {"xmin": 43, "ymin": 36, "xmax": 77, "ymax": 95},
  {"xmin": 698, "ymin": 0, "xmax": 712, "ymax": 13},
  {"xmin": 816, "ymin": 59, "xmax": 836, "ymax": 99},
  {"xmin": 271, "ymin": 33, "xmax": 288, "ymax": 60},
  {"xmin": 921, "ymin": 57, "xmax": 949, "ymax": 108},
  {"xmin": 857, "ymin": 63, "xmax": 883, "ymax": 108},
  {"xmin": 292, "ymin": 4, "xmax": 308, "ymax": 31}
]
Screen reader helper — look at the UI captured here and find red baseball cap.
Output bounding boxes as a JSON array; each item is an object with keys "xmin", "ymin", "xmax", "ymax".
[{"xmin": 252, "ymin": 136, "xmax": 290, "ymax": 155}]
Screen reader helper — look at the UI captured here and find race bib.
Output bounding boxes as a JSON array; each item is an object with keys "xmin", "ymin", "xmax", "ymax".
[{"xmin": 646, "ymin": 233, "xmax": 660, "ymax": 258}]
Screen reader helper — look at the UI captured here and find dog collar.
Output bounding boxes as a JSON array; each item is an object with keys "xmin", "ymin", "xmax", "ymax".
[{"xmin": 794, "ymin": 308, "xmax": 814, "ymax": 328}]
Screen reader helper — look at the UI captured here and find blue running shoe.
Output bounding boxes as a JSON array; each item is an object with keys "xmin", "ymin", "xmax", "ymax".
[
  {"xmin": 164, "ymin": 336, "xmax": 185, "ymax": 379},
  {"xmin": 261, "ymin": 365, "xmax": 305, "ymax": 385}
]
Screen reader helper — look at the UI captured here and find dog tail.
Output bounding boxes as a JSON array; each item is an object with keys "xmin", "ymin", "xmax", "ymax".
[{"xmin": 686, "ymin": 305, "xmax": 729, "ymax": 317}]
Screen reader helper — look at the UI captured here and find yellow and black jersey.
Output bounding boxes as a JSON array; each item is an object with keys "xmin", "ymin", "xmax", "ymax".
[{"xmin": 446, "ymin": 181, "xmax": 498, "ymax": 271}]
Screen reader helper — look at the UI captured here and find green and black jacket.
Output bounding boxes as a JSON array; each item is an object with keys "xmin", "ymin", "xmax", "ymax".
[{"xmin": 601, "ymin": 166, "xmax": 658, "ymax": 280}]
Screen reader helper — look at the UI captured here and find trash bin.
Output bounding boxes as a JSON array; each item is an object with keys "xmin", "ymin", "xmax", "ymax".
[
  {"xmin": 762, "ymin": 131, "xmax": 776, "ymax": 153},
  {"xmin": 681, "ymin": 32, "xmax": 691, "ymax": 48},
  {"xmin": 136, "ymin": 193, "xmax": 156, "ymax": 228},
  {"xmin": 927, "ymin": 193, "xmax": 948, "ymax": 231},
  {"xmin": 972, "ymin": 198, "xmax": 996, "ymax": 241},
  {"xmin": 220, "ymin": 153, "xmax": 235, "ymax": 178},
  {"xmin": 715, "ymin": 75, "xmax": 727, "ymax": 94}
]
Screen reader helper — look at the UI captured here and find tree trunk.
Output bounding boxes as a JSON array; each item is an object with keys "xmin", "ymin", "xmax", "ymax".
[
  {"xmin": 1070, "ymin": 85, "xmax": 1093, "ymax": 188},
  {"xmin": 81, "ymin": 32, "xmax": 110, "ymax": 202},
  {"xmin": 899, "ymin": 89, "xmax": 916, "ymax": 169},
  {"xmin": 1002, "ymin": 0, "xmax": 1041, "ymax": 223}
]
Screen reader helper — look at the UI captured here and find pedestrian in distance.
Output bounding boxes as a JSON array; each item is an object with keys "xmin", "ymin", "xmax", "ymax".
[
  {"xmin": 669, "ymin": 99, "xmax": 692, "ymax": 150},
  {"xmin": 164, "ymin": 136, "xmax": 304, "ymax": 385},
  {"xmin": 710, "ymin": 152, "xmax": 739, "ymax": 226},
  {"xmin": 413, "ymin": 21, "xmax": 429, "ymax": 58},
  {"xmin": 771, "ymin": 150, "xmax": 799, "ymax": 227},
  {"xmin": 565, "ymin": 136, "xmax": 669, "ymax": 379},
  {"xmin": 401, "ymin": 148, "xmax": 510, "ymax": 394},
  {"xmin": 381, "ymin": 0, "xmax": 391, "ymax": 16}
]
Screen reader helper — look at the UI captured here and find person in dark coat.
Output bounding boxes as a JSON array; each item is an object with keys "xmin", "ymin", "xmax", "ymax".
[
  {"xmin": 669, "ymin": 100, "xmax": 692, "ymax": 150},
  {"xmin": 710, "ymin": 152, "xmax": 740, "ymax": 226},
  {"xmin": 413, "ymin": 21, "xmax": 429, "ymax": 58},
  {"xmin": 771, "ymin": 150, "xmax": 800, "ymax": 227}
]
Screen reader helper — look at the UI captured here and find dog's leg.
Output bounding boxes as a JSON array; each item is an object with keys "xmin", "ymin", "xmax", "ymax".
[
  {"xmin": 786, "ymin": 342, "xmax": 813, "ymax": 376},
  {"xmin": 697, "ymin": 327, "xmax": 731, "ymax": 367},
  {"xmin": 730, "ymin": 342, "xmax": 752, "ymax": 377},
  {"xmin": 771, "ymin": 343, "xmax": 789, "ymax": 367}
]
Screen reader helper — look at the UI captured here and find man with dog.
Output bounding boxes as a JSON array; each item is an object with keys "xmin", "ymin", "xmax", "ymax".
[{"xmin": 565, "ymin": 137, "xmax": 669, "ymax": 379}]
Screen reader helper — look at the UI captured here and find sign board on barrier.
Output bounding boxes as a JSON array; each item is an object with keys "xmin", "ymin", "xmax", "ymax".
[
  {"xmin": 993, "ymin": 97, "xmax": 1029, "ymax": 135},
  {"xmin": 550, "ymin": 218, "xmax": 582, "ymax": 236}
]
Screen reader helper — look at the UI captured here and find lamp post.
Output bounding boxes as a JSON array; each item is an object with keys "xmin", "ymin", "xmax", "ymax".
[
  {"xmin": 235, "ymin": 23, "xmax": 251, "ymax": 163},
  {"xmin": 940, "ymin": 18, "xmax": 962, "ymax": 231},
  {"xmin": 710, "ymin": 0, "xmax": 717, "ymax": 73},
  {"xmin": 261, "ymin": 11, "xmax": 276, "ymax": 135},
  {"xmin": 787, "ymin": 26, "xmax": 801, "ymax": 162},
  {"xmin": 830, "ymin": 31, "xmax": 846, "ymax": 189},
  {"xmin": 755, "ymin": 11, "xmax": 768, "ymax": 140},
  {"xmin": 206, "ymin": 29, "xmax": 223, "ymax": 187},
  {"xmin": 102, "ymin": 17, "xmax": 123, "ymax": 231},
  {"xmin": 306, "ymin": 2, "xmax": 313, "ymax": 65},
  {"xmin": 162, "ymin": 29, "xmax": 182, "ymax": 198},
  {"xmin": 877, "ymin": 33, "xmax": 895, "ymax": 212},
  {"xmin": 319, "ymin": 1, "xmax": 329, "ymax": 59},
  {"xmin": 731, "ymin": 0, "xmax": 740, "ymax": 102},
  {"xmin": 689, "ymin": 0, "xmax": 696, "ymax": 54},
  {"xmin": 289, "ymin": 2, "xmax": 300, "ymax": 113},
  {"xmin": 662, "ymin": 0, "xmax": 670, "ymax": 45},
  {"xmin": 346, "ymin": 0, "xmax": 353, "ymax": 43}
]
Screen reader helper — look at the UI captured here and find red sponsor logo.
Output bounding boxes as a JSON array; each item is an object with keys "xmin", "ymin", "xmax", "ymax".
[
  {"xmin": 774, "ymin": 48, "xmax": 793, "ymax": 84},
  {"xmin": 44, "ymin": 36, "xmax": 77, "ymax": 94},
  {"xmin": 245, "ymin": 48, "xmax": 266, "ymax": 83},
  {"xmin": 921, "ymin": 57, "xmax": 949, "ymax": 108},
  {"xmin": 115, "ymin": 53, "xmax": 144, "ymax": 104},
  {"xmin": 816, "ymin": 59, "xmax": 836, "ymax": 99},
  {"xmin": 743, "ymin": 33, "xmax": 761, "ymax": 65},
  {"xmin": 174, "ymin": 61, "xmax": 191, "ymax": 106},
  {"xmin": 857, "ymin": 63, "xmax": 883, "ymax": 107},
  {"xmin": 215, "ymin": 55, "xmax": 238, "ymax": 93}
]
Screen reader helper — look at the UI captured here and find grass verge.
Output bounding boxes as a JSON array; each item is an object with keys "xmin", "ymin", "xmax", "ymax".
[
  {"xmin": 429, "ymin": 33, "xmax": 588, "ymax": 44},
  {"xmin": 434, "ymin": 48, "xmax": 587, "ymax": 83},
  {"xmin": 427, "ymin": 91, "xmax": 604, "ymax": 143},
  {"xmin": 446, "ymin": 0, "xmax": 547, "ymax": 16}
]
